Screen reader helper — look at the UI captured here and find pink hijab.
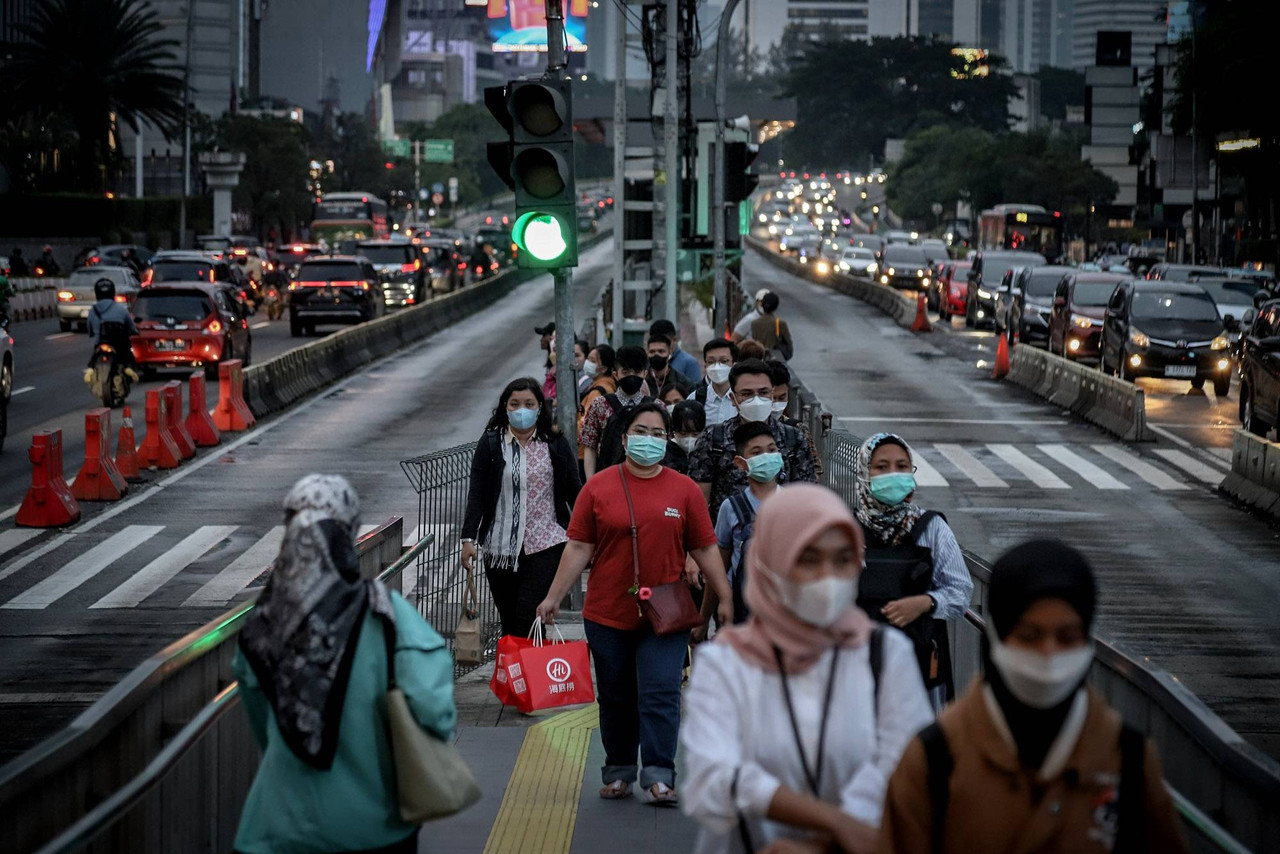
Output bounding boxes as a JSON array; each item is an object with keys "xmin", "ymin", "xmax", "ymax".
[{"xmin": 716, "ymin": 483, "xmax": 872, "ymax": 673}]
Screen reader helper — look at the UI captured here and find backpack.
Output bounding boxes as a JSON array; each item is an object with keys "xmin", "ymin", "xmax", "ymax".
[
  {"xmin": 726, "ymin": 491, "xmax": 758, "ymax": 623},
  {"xmin": 596, "ymin": 394, "xmax": 655, "ymax": 470},
  {"xmin": 918, "ymin": 719, "xmax": 1147, "ymax": 854}
]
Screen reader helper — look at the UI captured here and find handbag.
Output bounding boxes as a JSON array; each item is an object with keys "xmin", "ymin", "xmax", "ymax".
[
  {"xmin": 775, "ymin": 317, "xmax": 794, "ymax": 360},
  {"xmin": 454, "ymin": 572, "xmax": 483, "ymax": 666},
  {"xmin": 380, "ymin": 614, "xmax": 482, "ymax": 822},
  {"xmin": 617, "ymin": 467, "xmax": 703, "ymax": 636}
]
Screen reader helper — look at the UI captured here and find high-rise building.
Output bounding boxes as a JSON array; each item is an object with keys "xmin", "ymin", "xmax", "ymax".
[{"xmin": 1071, "ymin": 0, "xmax": 1165, "ymax": 73}]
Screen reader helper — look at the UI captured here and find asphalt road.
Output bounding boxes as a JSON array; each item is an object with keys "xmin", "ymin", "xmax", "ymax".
[
  {"xmin": 748, "ymin": 248, "xmax": 1280, "ymax": 761},
  {"xmin": 0, "ymin": 237, "xmax": 615, "ymax": 762}
]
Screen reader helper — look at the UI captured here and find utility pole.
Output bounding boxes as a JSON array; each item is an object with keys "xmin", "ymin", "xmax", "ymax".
[
  {"xmin": 545, "ymin": 0, "xmax": 577, "ymax": 449},
  {"xmin": 413, "ymin": 140, "xmax": 422, "ymax": 221},
  {"xmin": 178, "ymin": 0, "xmax": 196, "ymax": 247},
  {"xmin": 712, "ymin": 0, "xmax": 742, "ymax": 338},
  {"xmin": 663, "ymin": 0, "xmax": 679, "ymax": 324},
  {"xmin": 1189, "ymin": 2, "xmax": 1200, "ymax": 264}
]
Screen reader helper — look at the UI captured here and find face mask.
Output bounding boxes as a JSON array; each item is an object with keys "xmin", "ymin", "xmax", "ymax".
[
  {"xmin": 706, "ymin": 363, "xmax": 732, "ymax": 385},
  {"xmin": 675, "ymin": 436, "xmax": 698, "ymax": 453},
  {"xmin": 771, "ymin": 400, "xmax": 787, "ymax": 414},
  {"xmin": 508, "ymin": 407, "xmax": 538, "ymax": 431},
  {"xmin": 649, "ymin": 355, "xmax": 669, "ymax": 372},
  {"xmin": 761, "ymin": 566, "xmax": 856, "ymax": 627},
  {"xmin": 736, "ymin": 395, "xmax": 774, "ymax": 422},
  {"xmin": 618, "ymin": 375, "xmax": 644, "ymax": 396},
  {"xmin": 665, "ymin": 403, "xmax": 677, "ymax": 415},
  {"xmin": 986, "ymin": 625, "xmax": 1095, "ymax": 709},
  {"xmin": 742, "ymin": 452, "xmax": 783, "ymax": 483},
  {"xmin": 582, "ymin": 359, "xmax": 598, "ymax": 378},
  {"xmin": 869, "ymin": 472, "xmax": 915, "ymax": 506},
  {"xmin": 624, "ymin": 435, "xmax": 667, "ymax": 467}
]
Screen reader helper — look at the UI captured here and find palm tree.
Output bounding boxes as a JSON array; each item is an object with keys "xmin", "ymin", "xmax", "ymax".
[{"xmin": 2, "ymin": 0, "xmax": 185, "ymax": 190}]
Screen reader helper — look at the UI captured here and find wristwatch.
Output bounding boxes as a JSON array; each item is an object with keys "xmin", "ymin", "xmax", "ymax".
[{"xmin": 460, "ymin": 538, "xmax": 475, "ymax": 545}]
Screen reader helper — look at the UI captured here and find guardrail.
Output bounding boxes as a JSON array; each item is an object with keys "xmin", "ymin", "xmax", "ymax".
[
  {"xmin": 0, "ymin": 518, "xmax": 407, "ymax": 854},
  {"xmin": 1218, "ymin": 428, "xmax": 1280, "ymax": 517}
]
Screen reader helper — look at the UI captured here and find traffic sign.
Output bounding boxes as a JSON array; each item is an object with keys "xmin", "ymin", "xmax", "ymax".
[
  {"xmin": 448, "ymin": 176, "xmax": 458, "ymax": 203},
  {"xmin": 418, "ymin": 188, "xmax": 429, "ymax": 201},
  {"xmin": 431, "ymin": 192, "xmax": 444, "ymax": 205},
  {"xmin": 424, "ymin": 139, "xmax": 454, "ymax": 163},
  {"xmin": 383, "ymin": 138, "xmax": 410, "ymax": 158},
  {"xmin": 432, "ymin": 181, "xmax": 444, "ymax": 193}
]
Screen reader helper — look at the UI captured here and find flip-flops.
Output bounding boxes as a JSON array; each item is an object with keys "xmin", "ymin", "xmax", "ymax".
[
  {"xmin": 643, "ymin": 782, "xmax": 678, "ymax": 807},
  {"xmin": 599, "ymin": 780, "xmax": 632, "ymax": 800}
]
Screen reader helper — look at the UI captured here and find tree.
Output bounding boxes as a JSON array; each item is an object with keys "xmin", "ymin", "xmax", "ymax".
[
  {"xmin": 1, "ymin": 0, "xmax": 184, "ymax": 190},
  {"xmin": 211, "ymin": 115, "xmax": 313, "ymax": 241},
  {"xmin": 1032, "ymin": 67, "xmax": 1085, "ymax": 123}
]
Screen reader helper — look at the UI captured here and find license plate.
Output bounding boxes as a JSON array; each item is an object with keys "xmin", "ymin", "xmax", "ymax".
[
  {"xmin": 1164, "ymin": 365, "xmax": 1196, "ymax": 378},
  {"xmin": 154, "ymin": 339, "xmax": 187, "ymax": 351}
]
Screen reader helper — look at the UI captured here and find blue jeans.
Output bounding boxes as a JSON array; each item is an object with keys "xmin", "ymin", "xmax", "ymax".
[{"xmin": 584, "ymin": 618, "xmax": 687, "ymax": 789}]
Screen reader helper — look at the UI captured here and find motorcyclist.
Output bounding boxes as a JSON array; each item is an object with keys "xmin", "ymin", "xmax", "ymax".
[
  {"xmin": 0, "ymin": 267, "xmax": 13, "ymax": 327},
  {"xmin": 84, "ymin": 278, "xmax": 140, "ymax": 384},
  {"xmin": 468, "ymin": 241, "xmax": 494, "ymax": 280},
  {"xmin": 8, "ymin": 247, "xmax": 29, "ymax": 277},
  {"xmin": 35, "ymin": 245, "xmax": 60, "ymax": 277}
]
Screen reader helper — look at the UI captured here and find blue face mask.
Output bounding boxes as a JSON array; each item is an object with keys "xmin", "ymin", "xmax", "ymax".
[
  {"xmin": 742, "ymin": 452, "xmax": 783, "ymax": 483},
  {"xmin": 869, "ymin": 472, "xmax": 916, "ymax": 506},
  {"xmin": 625, "ymin": 435, "xmax": 668, "ymax": 466},
  {"xmin": 508, "ymin": 406, "xmax": 538, "ymax": 431}
]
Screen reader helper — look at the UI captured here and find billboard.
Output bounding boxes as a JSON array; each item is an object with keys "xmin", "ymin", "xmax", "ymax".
[{"xmin": 486, "ymin": 0, "xmax": 589, "ymax": 53}]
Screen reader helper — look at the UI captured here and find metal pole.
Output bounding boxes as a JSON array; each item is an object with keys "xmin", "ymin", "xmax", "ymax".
[
  {"xmin": 663, "ymin": 0, "xmax": 679, "ymax": 324},
  {"xmin": 546, "ymin": 0, "xmax": 567, "ymax": 72},
  {"xmin": 1189, "ymin": 3, "xmax": 1199, "ymax": 264},
  {"xmin": 179, "ymin": 0, "xmax": 196, "ymax": 248},
  {"xmin": 612, "ymin": 0, "xmax": 627, "ymax": 346},
  {"xmin": 712, "ymin": 0, "xmax": 741, "ymax": 338},
  {"xmin": 413, "ymin": 140, "xmax": 421, "ymax": 221},
  {"xmin": 545, "ymin": 0, "xmax": 575, "ymax": 445}
]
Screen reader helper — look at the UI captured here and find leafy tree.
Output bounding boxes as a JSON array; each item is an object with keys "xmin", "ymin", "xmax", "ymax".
[
  {"xmin": 690, "ymin": 27, "xmax": 777, "ymax": 101},
  {"xmin": 212, "ymin": 115, "xmax": 313, "ymax": 240},
  {"xmin": 1032, "ymin": 67, "xmax": 1086, "ymax": 123},
  {"xmin": 1, "ymin": 0, "xmax": 185, "ymax": 190}
]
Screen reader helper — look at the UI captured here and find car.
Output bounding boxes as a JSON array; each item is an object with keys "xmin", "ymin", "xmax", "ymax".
[
  {"xmin": 1187, "ymin": 277, "xmax": 1262, "ymax": 340},
  {"xmin": 1047, "ymin": 272, "xmax": 1129, "ymax": 360},
  {"xmin": 144, "ymin": 251, "xmax": 236, "ymax": 286},
  {"xmin": 473, "ymin": 226, "xmax": 514, "ymax": 267},
  {"xmin": 966, "ymin": 250, "xmax": 1046, "ymax": 329},
  {"xmin": 1145, "ymin": 263, "xmax": 1224, "ymax": 282},
  {"xmin": 919, "ymin": 238, "xmax": 950, "ymax": 262},
  {"xmin": 75, "ymin": 244, "xmax": 154, "ymax": 271},
  {"xmin": 937, "ymin": 261, "xmax": 972, "ymax": 321},
  {"xmin": 356, "ymin": 240, "xmax": 425, "ymax": 309},
  {"xmin": 55, "ymin": 266, "xmax": 142, "ymax": 332},
  {"xmin": 1237, "ymin": 298, "xmax": 1280, "ymax": 436},
  {"xmin": 228, "ymin": 243, "xmax": 269, "ymax": 285},
  {"xmin": 1100, "ymin": 279, "xmax": 1232, "ymax": 395},
  {"xmin": 884, "ymin": 229, "xmax": 916, "ymax": 245},
  {"xmin": 876, "ymin": 245, "xmax": 932, "ymax": 292},
  {"xmin": 130, "ymin": 283, "xmax": 252, "ymax": 378},
  {"xmin": 275, "ymin": 243, "xmax": 325, "ymax": 280},
  {"xmin": 417, "ymin": 239, "xmax": 466, "ymax": 293},
  {"xmin": 287, "ymin": 255, "xmax": 383, "ymax": 336},
  {"xmin": 1226, "ymin": 267, "xmax": 1278, "ymax": 293},
  {"xmin": 839, "ymin": 246, "xmax": 878, "ymax": 277},
  {"xmin": 1004, "ymin": 265, "xmax": 1072, "ymax": 348}
]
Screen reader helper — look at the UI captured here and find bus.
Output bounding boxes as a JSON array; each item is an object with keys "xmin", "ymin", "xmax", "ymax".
[
  {"xmin": 309, "ymin": 192, "xmax": 390, "ymax": 247},
  {"xmin": 978, "ymin": 203, "xmax": 1063, "ymax": 263}
]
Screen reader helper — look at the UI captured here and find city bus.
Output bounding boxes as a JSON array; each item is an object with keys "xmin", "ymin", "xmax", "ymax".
[
  {"xmin": 978, "ymin": 203, "xmax": 1064, "ymax": 263},
  {"xmin": 309, "ymin": 192, "xmax": 390, "ymax": 247}
]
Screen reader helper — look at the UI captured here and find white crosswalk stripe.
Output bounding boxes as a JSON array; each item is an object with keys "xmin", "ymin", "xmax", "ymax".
[
  {"xmin": 4, "ymin": 526, "xmax": 164, "ymax": 610},
  {"xmin": 182, "ymin": 527, "xmax": 284, "ymax": 608},
  {"xmin": 911, "ymin": 451, "xmax": 950, "ymax": 487},
  {"xmin": 1152, "ymin": 449, "xmax": 1227, "ymax": 484},
  {"xmin": 90, "ymin": 526, "xmax": 238, "ymax": 609},
  {"xmin": 934, "ymin": 444, "xmax": 1008, "ymax": 487},
  {"xmin": 0, "ymin": 529, "xmax": 42, "ymax": 557},
  {"xmin": 1037, "ymin": 445, "xmax": 1129, "ymax": 490},
  {"xmin": 1090, "ymin": 445, "xmax": 1190, "ymax": 491},
  {"xmin": 986, "ymin": 444, "xmax": 1071, "ymax": 489}
]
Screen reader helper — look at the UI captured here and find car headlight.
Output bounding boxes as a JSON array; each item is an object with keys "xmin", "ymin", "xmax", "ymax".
[
  {"xmin": 1211, "ymin": 335, "xmax": 1229, "ymax": 351},
  {"xmin": 1072, "ymin": 315, "xmax": 1094, "ymax": 329},
  {"xmin": 880, "ymin": 275, "xmax": 889, "ymax": 284},
  {"xmin": 887, "ymin": 267, "xmax": 896, "ymax": 276},
  {"xmin": 768, "ymin": 225, "xmax": 777, "ymax": 234},
  {"xmin": 758, "ymin": 214, "xmax": 767, "ymax": 222},
  {"xmin": 1129, "ymin": 328, "xmax": 1150, "ymax": 348},
  {"xmin": 915, "ymin": 269, "xmax": 924, "ymax": 277},
  {"xmin": 978, "ymin": 288, "xmax": 992, "ymax": 299},
  {"xmin": 865, "ymin": 263, "xmax": 878, "ymax": 275},
  {"xmin": 922, "ymin": 277, "xmax": 930, "ymax": 285}
]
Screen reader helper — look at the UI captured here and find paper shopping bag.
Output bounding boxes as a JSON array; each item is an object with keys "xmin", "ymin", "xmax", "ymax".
[
  {"xmin": 489, "ymin": 633, "xmax": 534, "ymax": 706},
  {"xmin": 510, "ymin": 637, "xmax": 595, "ymax": 714},
  {"xmin": 454, "ymin": 576, "xmax": 483, "ymax": 666}
]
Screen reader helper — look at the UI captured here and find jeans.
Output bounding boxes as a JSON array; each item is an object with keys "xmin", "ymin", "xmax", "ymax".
[
  {"xmin": 485, "ymin": 542, "xmax": 564, "ymax": 638},
  {"xmin": 584, "ymin": 618, "xmax": 687, "ymax": 789}
]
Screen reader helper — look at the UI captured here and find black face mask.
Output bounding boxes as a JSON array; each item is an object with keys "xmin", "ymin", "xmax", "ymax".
[
  {"xmin": 618, "ymin": 375, "xmax": 644, "ymax": 395},
  {"xmin": 649, "ymin": 355, "xmax": 669, "ymax": 372}
]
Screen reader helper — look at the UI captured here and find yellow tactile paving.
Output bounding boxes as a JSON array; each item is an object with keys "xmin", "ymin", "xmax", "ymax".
[{"xmin": 482, "ymin": 704, "xmax": 600, "ymax": 854}]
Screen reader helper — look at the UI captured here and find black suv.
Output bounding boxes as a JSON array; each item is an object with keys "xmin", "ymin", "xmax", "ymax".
[
  {"xmin": 356, "ymin": 240, "xmax": 424, "ymax": 309},
  {"xmin": 876, "ymin": 245, "xmax": 932, "ymax": 292},
  {"xmin": 966, "ymin": 250, "xmax": 1046, "ymax": 330},
  {"xmin": 1100, "ymin": 280, "xmax": 1232, "ymax": 395},
  {"xmin": 1003, "ymin": 265, "xmax": 1072, "ymax": 348},
  {"xmin": 1238, "ymin": 298, "xmax": 1280, "ymax": 436},
  {"xmin": 288, "ymin": 256, "xmax": 383, "ymax": 336}
]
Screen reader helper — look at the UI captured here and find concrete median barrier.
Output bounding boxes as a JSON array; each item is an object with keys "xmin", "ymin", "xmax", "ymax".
[
  {"xmin": 3, "ymin": 279, "xmax": 59, "ymax": 322},
  {"xmin": 1219, "ymin": 429, "xmax": 1280, "ymax": 517},
  {"xmin": 1007, "ymin": 344, "xmax": 1154, "ymax": 442}
]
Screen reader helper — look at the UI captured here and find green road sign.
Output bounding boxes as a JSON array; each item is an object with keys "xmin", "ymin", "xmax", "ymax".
[
  {"xmin": 425, "ymin": 139, "xmax": 454, "ymax": 163},
  {"xmin": 383, "ymin": 138, "xmax": 410, "ymax": 158}
]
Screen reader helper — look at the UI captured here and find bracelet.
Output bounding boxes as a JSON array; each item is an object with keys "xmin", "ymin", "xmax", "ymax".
[{"xmin": 460, "ymin": 538, "xmax": 475, "ymax": 545}]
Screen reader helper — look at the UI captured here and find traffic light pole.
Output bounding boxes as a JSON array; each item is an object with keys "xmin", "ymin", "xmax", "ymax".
[{"xmin": 712, "ymin": 0, "xmax": 741, "ymax": 338}]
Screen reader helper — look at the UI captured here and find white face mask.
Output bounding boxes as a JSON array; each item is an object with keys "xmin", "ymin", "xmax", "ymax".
[
  {"xmin": 665, "ymin": 402, "xmax": 677, "ymax": 415},
  {"xmin": 582, "ymin": 359, "xmax": 598, "ymax": 378},
  {"xmin": 736, "ymin": 395, "xmax": 774, "ymax": 422},
  {"xmin": 761, "ymin": 567, "xmax": 856, "ymax": 627},
  {"xmin": 674, "ymin": 436, "xmax": 698, "ymax": 453},
  {"xmin": 771, "ymin": 400, "xmax": 787, "ymax": 413},
  {"xmin": 986, "ymin": 624, "xmax": 1095, "ymax": 709},
  {"xmin": 706, "ymin": 362, "xmax": 732, "ymax": 385}
]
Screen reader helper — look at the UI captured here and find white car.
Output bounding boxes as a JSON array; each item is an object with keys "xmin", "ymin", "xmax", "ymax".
[
  {"xmin": 56, "ymin": 266, "xmax": 142, "ymax": 332},
  {"xmin": 839, "ymin": 247, "xmax": 878, "ymax": 276}
]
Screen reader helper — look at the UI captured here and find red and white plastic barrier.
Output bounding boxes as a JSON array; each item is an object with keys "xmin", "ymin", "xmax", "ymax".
[
  {"xmin": 213, "ymin": 359, "xmax": 255, "ymax": 432},
  {"xmin": 185, "ymin": 372, "xmax": 221, "ymax": 447},
  {"xmin": 163, "ymin": 381, "xmax": 196, "ymax": 460},
  {"xmin": 70, "ymin": 408, "xmax": 128, "ymax": 501},
  {"xmin": 138, "ymin": 389, "xmax": 181, "ymax": 470},
  {"xmin": 15, "ymin": 430, "xmax": 81, "ymax": 527}
]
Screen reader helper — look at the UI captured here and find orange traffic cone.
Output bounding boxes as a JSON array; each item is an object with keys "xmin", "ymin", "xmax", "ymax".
[
  {"xmin": 993, "ymin": 334, "xmax": 1011, "ymax": 380},
  {"xmin": 116, "ymin": 406, "xmax": 142, "ymax": 482},
  {"xmin": 911, "ymin": 294, "xmax": 932, "ymax": 333}
]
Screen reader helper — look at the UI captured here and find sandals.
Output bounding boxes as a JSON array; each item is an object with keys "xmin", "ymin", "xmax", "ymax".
[
  {"xmin": 644, "ymin": 782, "xmax": 679, "ymax": 807},
  {"xmin": 599, "ymin": 780, "xmax": 632, "ymax": 800}
]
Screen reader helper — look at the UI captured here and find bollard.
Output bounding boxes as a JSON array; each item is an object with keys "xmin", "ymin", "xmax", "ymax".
[
  {"xmin": 911, "ymin": 293, "xmax": 932, "ymax": 333},
  {"xmin": 213, "ymin": 359, "xmax": 255, "ymax": 432},
  {"xmin": 163, "ymin": 381, "xmax": 196, "ymax": 460},
  {"xmin": 137, "ymin": 389, "xmax": 181, "ymax": 470},
  {"xmin": 71, "ymin": 408, "xmax": 128, "ymax": 501},
  {"xmin": 15, "ymin": 431, "xmax": 81, "ymax": 527},
  {"xmin": 184, "ymin": 372, "xmax": 221, "ymax": 447},
  {"xmin": 116, "ymin": 405, "xmax": 143, "ymax": 482}
]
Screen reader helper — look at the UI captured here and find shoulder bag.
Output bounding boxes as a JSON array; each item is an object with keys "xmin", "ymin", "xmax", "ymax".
[
  {"xmin": 774, "ymin": 317, "xmax": 794, "ymax": 360},
  {"xmin": 617, "ymin": 467, "xmax": 703, "ymax": 636}
]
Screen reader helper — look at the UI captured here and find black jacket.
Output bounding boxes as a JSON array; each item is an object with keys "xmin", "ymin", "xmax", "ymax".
[{"xmin": 461, "ymin": 430, "xmax": 581, "ymax": 544}]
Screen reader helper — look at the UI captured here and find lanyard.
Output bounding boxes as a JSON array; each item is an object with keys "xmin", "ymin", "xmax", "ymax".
[{"xmin": 774, "ymin": 646, "xmax": 840, "ymax": 798}]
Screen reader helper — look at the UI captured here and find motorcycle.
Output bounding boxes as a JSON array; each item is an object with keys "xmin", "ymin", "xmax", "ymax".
[
  {"xmin": 87, "ymin": 343, "xmax": 132, "ymax": 408},
  {"xmin": 262, "ymin": 285, "xmax": 284, "ymax": 320}
]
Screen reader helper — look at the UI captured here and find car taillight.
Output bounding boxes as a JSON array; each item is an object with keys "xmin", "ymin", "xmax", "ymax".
[
  {"xmin": 142, "ymin": 270, "xmax": 153, "ymax": 284},
  {"xmin": 207, "ymin": 319, "xmax": 223, "ymax": 334},
  {"xmin": 457, "ymin": 262, "xmax": 466, "ymax": 270},
  {"xmin": 400, "ymin": 261, "xmax": 418, "ymax": 273},
  {"xmin": 114, "ymin": 295, "xmax": 128, "ymax": 303},
  {"xmin": 406, "ymin": 297, "xmax": 416, "ymax": 304},
  {"xmin": 57, "ymin": 290, "xmax": 75, "ymax": 302},
  {"xmin": 87, "ymin": 256, "xmax": 100, "ymax": 265},
  {"xmin": 295, "ymin": 280, "xmax": 326, "ymax": 288}
]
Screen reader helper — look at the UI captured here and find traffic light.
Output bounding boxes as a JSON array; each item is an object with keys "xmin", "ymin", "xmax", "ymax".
[
  {"xmin": 724, "ymin": 141, "xmax": 760, "ymax": 204},
  {"xmin": 484, "ymin": 77, "xmax": 578, "ymax": 269}
]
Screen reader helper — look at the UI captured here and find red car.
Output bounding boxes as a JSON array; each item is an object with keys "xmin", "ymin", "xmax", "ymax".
[
  {"xmin": 131, "ymin": 283, "xmax": 253, "ymax": 378},
  {"xmin": 938, "ymin": 261, "xmax": 972, "ymax": 321}
]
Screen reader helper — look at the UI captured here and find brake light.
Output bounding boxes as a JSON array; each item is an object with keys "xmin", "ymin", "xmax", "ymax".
[
  {"xmin": 88, "ymin": 255, "xmax": 100, "ymax": 265},
  {"xmin": 114, "ymin": 295, "xmax": 128, "ymax": 303},
  {"xmin": 57, "ymin": 290, "xmax": 75, "ymax": 302},
  {"xmin": 295, "ymin": 280, "xmax": 327, "ymax": 288},
  {"xmin": 400, "ymin": 261, "xmax": 419, "ymax": 273},
  {"xmin": 405, "ymin": 297, "xmax": 416, "ymax": 305},
  {"xmin": 290, "ymin": 244, "xmax": 306, "ymax": 254},
  {"xmin": 207, "ymin": 319, "xmax": 223, "ymax": 334},
  {"xmin": 457, "ymin": 262, "xmax": 466, "ymax": 270},
  {"xmin": 232, "ymin": 248, "xmax": 247, "ymax": 256}
]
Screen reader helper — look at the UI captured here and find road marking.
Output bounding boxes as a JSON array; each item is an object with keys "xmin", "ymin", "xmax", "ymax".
[
  {"xmin": 251, "ymin": 321, "xmax": 271, "ymax": 329},
  {"xmin": 986, "ymin": 444, "xmax": 1070, "ymax": 489},
  {"xmin": 1037, "ymin": 444, "xmax": 1128, "ymax": 490},
  {"xmin": 1090, "ymin": 445, "xmax": 1189, "ymax": 491},
  {"xmin": 182, "ymin": 527, "xmax": 283, "ymax": 608},
  {"xmin": 44, "ymin": 333, "xmax": 75, "ymax": 341},
  {"xmin": 3, "ymin": 526, "xmax": 164, "ymax": 609},
  {"xmin": 1208, "ymin": 447, "xmax": 1231, "ymax": 462},
  {"xmin": 0, "ymin": 528, "xmax": 42, "ymax": 557},
  {"xmin": 90, "ymin": 525, "xmax": 237, "ymax": 609},
  {"xmin": 837, "ymin": 416, "xmax": 1067, "ymax": 425},
  {"xmin": 1152, "ymin": 449, "xmax": 1226, "ymax": 484},
  {"xmin": 911, "ymin": 451, "xmax": 949, "ymax": 487},
  {"xmin": 10, "ymin": 386, "xmax": 35, "ymax": 396},
  {"xmin": 934, "ymin": 444, "xmax": 1007, "ymax": 487}
]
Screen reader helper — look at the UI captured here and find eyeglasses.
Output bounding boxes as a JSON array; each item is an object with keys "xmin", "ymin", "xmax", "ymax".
[{"xmin": 627, "ymin": 427, "xmax": 668, "ymax": 439}]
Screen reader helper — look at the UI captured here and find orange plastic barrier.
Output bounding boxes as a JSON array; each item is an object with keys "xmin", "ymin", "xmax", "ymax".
[
  {"xmin": 71, "ymin": 408, "xmax": 128, "ymax": 501},
  {"xmin": 993, "ymin": 334, "xmax": 1011, "ymax": 380},
  {"xmin": 116, "ymin": 405, "xmax": 142, "ymax": 482},
  {"xmin": 15, "ymin": 430, "xmax": 81, "ymax": 527},
  {"xmin": 137, "ymin": 389, "xmax": 181, "ymax": 470},
  {"xmin": 213, "ymin": 359, "xmax": 256, "ymax": 432},
  {"xmin": 911, "ymin": 293, "xmax": 932, "ymax": 333},
  {"xmin": 185, "ymin": 372, "xmax": 221, "ymax": 447},
  {"xmin": 163, "ymin": 381, "xmax": 196, "ymax": 460}
]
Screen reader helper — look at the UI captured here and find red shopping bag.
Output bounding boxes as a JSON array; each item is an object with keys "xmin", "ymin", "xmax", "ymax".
[
  {"xmin": 489, "ymin": 633, "xmax": 534, "ymax": 706},
  {"xmin": 509, "ymin": 628, "xmax": 595, "ymax": 714}
]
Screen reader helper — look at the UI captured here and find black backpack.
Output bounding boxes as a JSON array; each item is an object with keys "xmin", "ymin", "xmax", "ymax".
[
  {"xmin": 725, "ymin": 491, "xmax": 758, "ymax": 624},
  {"xmin": 596, "ymin": 393, "xmax": 653, "ymax": 470}
]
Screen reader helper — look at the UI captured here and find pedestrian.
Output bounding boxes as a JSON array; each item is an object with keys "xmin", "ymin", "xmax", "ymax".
[
  {"xmin": 234, "ymin": 475, "xmax": 457, "ymax": 854},
  {"xmin": 691, "ymin": 339, "xmax": 738, "ymax": 426},
  {"xmin": 733, "ymin": 288, "xmax": 771, "ymax": 342},
  {"xmin": 8, "ymin": 247, "xmax": 29, "ymax": 277},
  {"xmin": 689, "ymin": 358, "xmax": 817, "ymax": 519},
  {"xmin": 651, "ymin": 318, "xmax": 703, "ymax": 381},
  {"xmin": 854, "ymin": 432, "xmax": 971, "ymax": 708},
  {"xmin": 536, "ymin": 402, "xmax": 734, "ymax": 806},
  {"xmin": 574, "ymin": 339, "xmax": 593, "ymax": 400},
  {"xmin": 682, "ymin": 484, "xmax": 933, "ymax": 854},
  {"xmin": 577, "ymin": 343, "xmax": 617, "ymax": 478},
  {"xmin": 543, "ymin": 332, "xmax": 559, "ymax": 403},
  {"xmin": 647, "ymin": 332, "xmax": 696, "ymax": 394},
  {"xmin": 578, "ymin": 345, "xmax": 658, "ymax": 478},
  {"xmin": 765, "ymin": 359, "xmax": 823, "ymax": 478},
  {"xmin": 460, "ymin": 378, "xmax": 581, "ymax": 638},
  {"xmin": 879, "ymin": 540, "xmax": 1190, "ymax": 854},
  {"xmin": 738, "ymin": 338, "xmax": 768, "ymax": 362},
  {"xmin": 660, "ymin": 383, "xmax": 687, "ymax": 413},
  {"xmin": 750, "ymin": 293, "xmax": 794, "ymax": 361},
  {"xmin": 667, "ymin": 399, "xmax": 707, "ymax": 476}
]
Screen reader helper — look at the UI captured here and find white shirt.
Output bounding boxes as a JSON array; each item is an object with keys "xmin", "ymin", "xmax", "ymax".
[
  {"xmin": 733, "ymin": 309, "xmax": 760, "ymax": 339},
  {"xmin": 702, "ymin": 383, "xmax": 737, "ymax": 426},
  {"xmin": 680, "ymin": 632, "xmax": 933, "ymax": 853}
]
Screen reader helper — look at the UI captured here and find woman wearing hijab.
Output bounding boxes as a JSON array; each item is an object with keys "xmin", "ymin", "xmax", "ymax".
[
  {"xmin": 681, "ymin": 484, "xmax": 933, "ymax": 854},
  {"xmin": 234, "ymin": 475, "xmax": 457, "ymax": 854},
  {"xmin": 878, "ymin": 540, "xmax": 1189, "ymax": 854},
  {"xmin": 854, "ymin": 433, "xmax": 971, "ymax": 709},
  {"xmin": 461, "ymin": 378, "xmax": 581, "ymax": 638}
]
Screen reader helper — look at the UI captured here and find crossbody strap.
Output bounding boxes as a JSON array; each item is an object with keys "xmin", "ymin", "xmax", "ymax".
[
  {"xmin": 617, "ymin": 466, "xmax": 641, "ymax": 590},
  {"xmin": 773, "ymin": 645, "xmax": 840, "ymax": 797},
  {"xmin": 380, "ymin": 614, "xmax": 398, "ymax": 689}
]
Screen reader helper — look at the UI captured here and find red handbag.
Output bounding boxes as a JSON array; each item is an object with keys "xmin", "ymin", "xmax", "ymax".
[{"xmin": 618, "ymin": 467, "xmax": 703, "ymax": 636}]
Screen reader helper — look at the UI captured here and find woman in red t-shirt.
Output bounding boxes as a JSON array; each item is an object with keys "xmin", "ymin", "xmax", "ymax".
[{"xmin": 538, "ymin": 402, "xmax": 733, "ymax": 807}]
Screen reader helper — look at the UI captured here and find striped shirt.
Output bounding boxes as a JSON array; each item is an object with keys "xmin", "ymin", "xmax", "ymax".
[{"xmin": 913, "ymin": 515, "xmax": 972, "ymax": 621}]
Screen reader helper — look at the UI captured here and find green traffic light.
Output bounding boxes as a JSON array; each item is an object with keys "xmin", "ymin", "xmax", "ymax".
[{"xmin": 513, "ymin": 211, "xmax": 568, "ymax": 262}]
